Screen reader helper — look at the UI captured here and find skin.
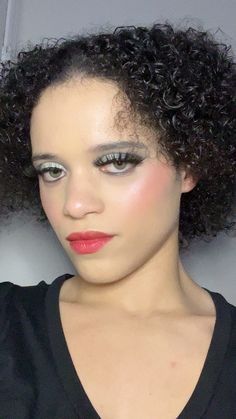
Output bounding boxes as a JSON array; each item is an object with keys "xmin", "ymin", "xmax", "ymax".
[
  {"xmin": 30, "ymin": 77, "xmax": 217, "ymax": 418},
  {"xmin": 30, "ymin": 76, "xmax": 214, "ymax": 316}
]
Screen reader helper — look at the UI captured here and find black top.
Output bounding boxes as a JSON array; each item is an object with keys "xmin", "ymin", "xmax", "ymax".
[{"xmin": 0, "ymin": 273, "xmax": 236, "ymax": 419}]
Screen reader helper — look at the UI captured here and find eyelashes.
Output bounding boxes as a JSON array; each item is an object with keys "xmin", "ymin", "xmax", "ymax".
[
  {"xmin": 95, "ymin": 152, "xmax": 144, "ymax": 168},
  {"xmin": 34, "ymin": 152, "xmax": 145, "ymax": 183}
]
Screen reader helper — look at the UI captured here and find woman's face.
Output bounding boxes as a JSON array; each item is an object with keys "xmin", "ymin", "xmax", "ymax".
[{"xmin": 30, "ymin": 77, "xmax": 194, "ymax": 284}]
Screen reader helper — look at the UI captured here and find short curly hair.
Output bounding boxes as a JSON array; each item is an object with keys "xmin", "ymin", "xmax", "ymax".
[{"xmin": 0, "ymin": 22, "xmax": 235, "ymax": 249}]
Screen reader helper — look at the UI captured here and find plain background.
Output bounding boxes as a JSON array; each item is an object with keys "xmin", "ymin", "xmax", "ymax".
[{"xmin": 0, "ymin": 0, "xmax": 236, "ymax": 304}]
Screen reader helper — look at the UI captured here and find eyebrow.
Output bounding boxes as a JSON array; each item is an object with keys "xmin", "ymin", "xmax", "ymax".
[{"xmin": 31, "ymin": 140, "xmax": 149, "ymax": 163}]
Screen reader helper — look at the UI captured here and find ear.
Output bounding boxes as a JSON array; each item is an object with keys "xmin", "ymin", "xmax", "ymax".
[{"xmin": 179, "ymin": 168, "xmax": 198, "ymax": 193}]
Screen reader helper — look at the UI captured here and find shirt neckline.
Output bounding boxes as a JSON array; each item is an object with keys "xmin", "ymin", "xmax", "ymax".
[{"xmin": 45, "ymin": 273, "xmax": 232, "ymax": 419}]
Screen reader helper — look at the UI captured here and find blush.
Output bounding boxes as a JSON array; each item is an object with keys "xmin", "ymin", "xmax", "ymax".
[{"xmin": 118, "ymin": 160, "xmax": 174, "ymax": 213}]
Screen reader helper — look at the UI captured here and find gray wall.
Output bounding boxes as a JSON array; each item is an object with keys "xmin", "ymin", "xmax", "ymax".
[
  {"xmin": 0, "ymin": 0, "xmax": 8, "ymax": 59},
  {"xmin": 1, "ymin": 0, "xmax": 236, "ymax": 304},
  {"xmin": 4, "ymin": 0, "xmax": 236, "ymax": 57}
]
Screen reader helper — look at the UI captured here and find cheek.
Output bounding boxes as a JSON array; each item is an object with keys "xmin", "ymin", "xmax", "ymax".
[
  {"xmin": 117, "ymin": 163, "xmax": 175, "ymax": 218},
  {"xmin": 39, "ymin": 185, "xmax": 61, "ymax": 226}
]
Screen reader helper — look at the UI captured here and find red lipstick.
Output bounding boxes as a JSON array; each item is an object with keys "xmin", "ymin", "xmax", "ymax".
[{"xmin": 66, "ymin": 231, "xmax": 114, "ymax": 254}]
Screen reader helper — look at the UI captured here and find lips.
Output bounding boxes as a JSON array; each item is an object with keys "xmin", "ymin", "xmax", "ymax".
[
  {"xmin": 65, "ymin": 231, "xmax": 114, "ymax": 254},
  {"xmin": 66, "ymin": 231, "xmax": 114, "ymax": 241}
]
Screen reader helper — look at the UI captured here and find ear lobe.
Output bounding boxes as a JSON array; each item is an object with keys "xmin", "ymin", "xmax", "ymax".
[{"xmin": 181, "ymin": 170, "xmax": 198, "ymax": 193}]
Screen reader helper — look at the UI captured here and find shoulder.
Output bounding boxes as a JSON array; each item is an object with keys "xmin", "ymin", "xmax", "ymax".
[
  {"xmin": 228, "ymin": 299, "xmax": 236, "ymax": 336},
  {"xmin": 0, "ymin": 280, "xmax": 50, "ymax": 411},
  {"xmin": 214, "ymin": 292, "xmax": 236, "ymax": 365},
  {"xmin": 0, "ymin": 274, "xmax": 72, "ymax": 322},
  {"xmin": 212, "ymin": 296, "xmax": 236, "ymax": 410},
  {"xmin": 0, "ymin": 279, "xmax": 52, "ymax": 332},
  {"xmin": 204, "ymin": 288, "xmax": 236, "ymax": 360},
  {"xmin": 0, "ymin": 280, "xmax": 15, "ymax": 300},
  {"xmin": 216, "ymin": 291, "xmax": 236, "ymax": 333},
  {"xmin": 222, "ymin": 293, "xmax": 236, "ymax": 327},
  {"xmin": 0, "ymin": 279, "xmax": 49, "ymax": 309}
]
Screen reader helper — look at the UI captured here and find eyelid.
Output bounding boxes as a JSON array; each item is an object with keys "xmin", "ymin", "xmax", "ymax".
[
  {"xmin": 35, "ymin": 161, "xmax": 66, "ymax": 171},
  {"xmin": 94, "ymin": 152, "xmax": 143, "ymax": 165}
]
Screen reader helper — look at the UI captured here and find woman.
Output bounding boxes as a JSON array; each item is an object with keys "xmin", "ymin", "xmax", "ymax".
[{"xmin": 0, "ymin": 22, "xmax": 236, "ymax": 419}]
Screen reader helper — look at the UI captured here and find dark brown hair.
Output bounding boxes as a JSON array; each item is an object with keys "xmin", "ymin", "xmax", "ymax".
[{"xmin": 0, "ymin": 22, "xmax": 235, "ymax": 249}]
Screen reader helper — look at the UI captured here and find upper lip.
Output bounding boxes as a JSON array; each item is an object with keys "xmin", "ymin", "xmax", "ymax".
[{"xmin": 66, "ymin": 231, "xmax": 114, "ymax": 240}]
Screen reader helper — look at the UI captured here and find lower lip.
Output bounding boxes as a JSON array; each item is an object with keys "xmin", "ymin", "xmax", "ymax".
[{"xmin": 68, "ymin": 237, "xmax": 113, "ymax": 254}]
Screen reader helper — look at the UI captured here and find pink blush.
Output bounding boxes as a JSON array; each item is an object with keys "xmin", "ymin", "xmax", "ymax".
[{"xmin": 119, "ymin": 160, "xmax": 174, "ymax": 212}]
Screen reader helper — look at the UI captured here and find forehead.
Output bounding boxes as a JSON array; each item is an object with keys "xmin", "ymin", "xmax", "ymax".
[
  {"xmin": 30, "ymin": 76, "xmax": 159, "ymax": 154},
  {"xmin": 32, "ymin": 77, "xmax": 128, "ymax": 129}
]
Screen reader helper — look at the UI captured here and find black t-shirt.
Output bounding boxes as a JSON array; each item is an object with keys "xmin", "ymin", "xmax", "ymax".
[{"xmin": 0, "ymin": 273, "xmax": 236, "ymax": 419}]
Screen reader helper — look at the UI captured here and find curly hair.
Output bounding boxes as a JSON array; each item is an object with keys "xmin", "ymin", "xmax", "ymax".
[{"xmin": 0, "ymin": 22, "xmax": 235, "ymax": 250}]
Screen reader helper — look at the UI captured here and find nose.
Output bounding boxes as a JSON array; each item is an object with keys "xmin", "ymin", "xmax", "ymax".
[{"xmin": 63, "ymin": 171, "xmax": 104, "ymax": 219}]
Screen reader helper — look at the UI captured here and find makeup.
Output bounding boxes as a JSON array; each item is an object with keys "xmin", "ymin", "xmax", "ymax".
[
  {"xmin": 68, "ymin": 237, "xmax": 114, "ymax": 254},
  {"xmin": 66, "ymin": 231, "xmax": 115, "ymax": 254}
]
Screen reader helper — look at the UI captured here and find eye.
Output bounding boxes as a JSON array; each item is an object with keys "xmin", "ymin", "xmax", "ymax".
[
  {"xmin": 35, "ymin": 162, "xmax": 65, "ymax": 183},
  {"xmin": 34, "ymin": 152, "xmax": 145, "ymax": 183},
  {"xmin": 95, "ymin": 152, "xmax": 144, "ymax": 174}
]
